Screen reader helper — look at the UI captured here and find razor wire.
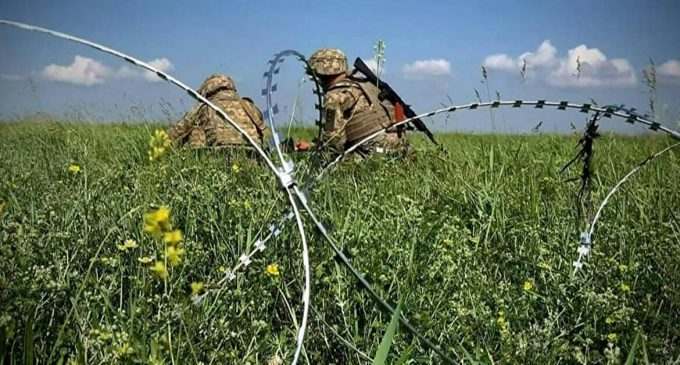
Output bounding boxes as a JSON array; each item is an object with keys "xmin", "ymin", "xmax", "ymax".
[
  {"xmin": 262, "ymin": 49, "xmax": 325, "ymax": 148},
  {"xmin": 0, "ymin": 19, "xmax": 311, "ymax": 365},
  {"xmin": 572, "ymin": 141, "xmax": 680, "ymax": 272}
]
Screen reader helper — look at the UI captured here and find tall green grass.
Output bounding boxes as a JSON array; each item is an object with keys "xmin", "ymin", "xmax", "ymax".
[{"xmin": 0, "ymin": 122, "xmax": 678, "ymax": 363}]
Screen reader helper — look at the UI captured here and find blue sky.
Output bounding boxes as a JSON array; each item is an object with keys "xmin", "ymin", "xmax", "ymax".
[{"xmin": 1, "ymin": 0, "xmax": 679, "ymax": 133}]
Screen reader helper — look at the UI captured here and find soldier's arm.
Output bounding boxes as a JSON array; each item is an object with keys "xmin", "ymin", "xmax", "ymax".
[{"xmin": 167, "ymin": 105, "xmax": 200, "ymax": 143}]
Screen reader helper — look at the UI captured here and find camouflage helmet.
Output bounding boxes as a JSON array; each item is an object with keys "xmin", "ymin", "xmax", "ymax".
[
  {"xmin": 198, "ymin": 74, "xmax": 236, "ymax": 97},
  {"xmin": 309, "ymin": 48, "xmax": 348, "ymax": 76}
]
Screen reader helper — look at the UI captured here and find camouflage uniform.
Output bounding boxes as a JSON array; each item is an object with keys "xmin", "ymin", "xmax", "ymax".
[
  {"xmin": 309, "ymin": 48, "xmax": 406, "ymax": 155},
  {"xmin": 168, "ymin": 74, "xmax": 267, "ymax": 148}
]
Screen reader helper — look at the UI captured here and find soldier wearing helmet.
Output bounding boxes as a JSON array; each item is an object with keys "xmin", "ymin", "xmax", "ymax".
[
  {"xmin": 168, "ymin": 74, "xmax": 268, "ymax": 148},
  {"xmin": 308, "ymin": 48, "xmax": 407, "ymax": 155}
]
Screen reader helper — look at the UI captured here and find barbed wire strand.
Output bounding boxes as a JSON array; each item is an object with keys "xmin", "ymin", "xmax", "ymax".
[
  {"xmin": 283, "ymin": 188, "xmax": 311, "ymax": 364},
  {"xmin": 263, "ymin": 50, "xmax": 324, "ymax": 165}
]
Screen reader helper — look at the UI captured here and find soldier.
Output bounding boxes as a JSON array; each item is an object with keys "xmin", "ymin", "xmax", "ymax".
[
  {"xmin": 168, "ymin": 74, "xmax": 268, "ymax": 149},
  {"xmin": 308, "ymin": 48, "xmax": 407, "ymax": 156}
]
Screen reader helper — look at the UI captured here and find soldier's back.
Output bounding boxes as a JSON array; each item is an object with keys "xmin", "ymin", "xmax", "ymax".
[{"xmin": 198, "ymin": 91, "xmax": 266, "ymax": 147}]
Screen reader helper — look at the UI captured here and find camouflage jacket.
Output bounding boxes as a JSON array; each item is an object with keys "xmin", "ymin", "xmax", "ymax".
[{"xmin": 168, "ymin": 90, "xmax": 267, "ymax": 148}]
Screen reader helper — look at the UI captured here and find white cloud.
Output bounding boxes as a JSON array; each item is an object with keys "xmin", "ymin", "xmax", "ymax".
[
  {"xmin": 519, "ymin": 40, "xmax": 558, "ymax": 68},
  {"xmin": 549, "ymin": 45, "xmax": 636, "ymax": 87},
  {"xmin": 42, "ymin": 55, "xmax": 112, "ymax": 86},
  {"xmin": 483, "ymin": 54, "xmax": 517, "ymax": 71},
  {"xmin": 402, "ymin": 59, "xmax": 451, "ymax": 79},
  {"xmin": 482, "ymin": 40, "xmax": 637, "ymax": 88},
  {"xmin": 658, "ymin": 59, "xmax": 680, "ymax": 78},
  {"xmin": 41, "ymin": 55, "xmax": 174, "ymax": 86},
  {"xmin": 483, "ymin": 40, "xmax": 558, "ymax": 72}
]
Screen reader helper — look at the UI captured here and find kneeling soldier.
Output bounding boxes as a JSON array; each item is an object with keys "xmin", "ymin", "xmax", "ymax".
[
  {"xmin": 168, "ymin": 74, "xmax": 268, "ymax": 149},
  {"xmin": 308, "ymin": 48, "xmax": 407, "ymax": 156}
]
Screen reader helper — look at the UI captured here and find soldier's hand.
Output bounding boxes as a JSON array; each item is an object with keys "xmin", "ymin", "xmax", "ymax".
[{"xmin": 295, "ymin": 140, "xmax": 312, "ymax": 151}]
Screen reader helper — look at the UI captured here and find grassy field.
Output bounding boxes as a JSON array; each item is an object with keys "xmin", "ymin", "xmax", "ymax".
[{"xmin": 1, "ymin": 122, "xmax": 679, "ymax": 364}]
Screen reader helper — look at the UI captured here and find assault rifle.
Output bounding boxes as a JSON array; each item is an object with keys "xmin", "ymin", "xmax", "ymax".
[{"xmin": 352, "ymin": 57, "xmax": 438, "ymax": 145}]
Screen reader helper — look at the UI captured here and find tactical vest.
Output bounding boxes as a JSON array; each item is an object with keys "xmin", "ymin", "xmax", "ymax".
[
  {"xmin": 208, "ymin": 93, "xmax": 267, "ymax": 145},
  {"xmin": 328, "ymin": 77, "xmax": 395, "ymax": 144}
]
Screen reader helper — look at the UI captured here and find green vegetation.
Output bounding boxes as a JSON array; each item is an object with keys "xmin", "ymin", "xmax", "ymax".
[{"xmin": 1, "ymin": 122, "xmax": 679, "ymax": 364}]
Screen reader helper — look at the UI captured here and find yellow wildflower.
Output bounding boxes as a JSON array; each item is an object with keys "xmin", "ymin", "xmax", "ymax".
[
  {"xmin": 117, "ymin": 239, "xmax": 138, "ymax": 251},
  {"xmin": 68, "ymin": 164, "xmax": 81, "ymax": 174},
  {"xmin": 143, "ymin": 206, "xmax": 171, "ymax": 236},
  {"xmin": 523, "ymin": 280, "xmax": 534, "ymax": 292},
  {"xmin": 607, "ymin": 333, "xmax": 618, "ymax": 343},
  {"xmin": 148, "ymin": 129, "xmax": 171, "ymax": 161},
  {"xmin": 496, "ymin": 310, "xmax": 510, "ymax": 338},
  {"xmin": 166, "ymin": 245, "xmax": 185, "ymax": 267},
  {"xmin": 137, "ymin": 256, "xmax": 154, "ymax": 264},
  {"xmin": 231, "ymin": 163, "xmax": 241, "ymax": 174},
  {"xmin": 190, "ymin": 281, "xmax": 205, "ymax": 296},
  {"xmin": 100, "ymin": 256, "xmax": 119, "ymax": 267},
  {"xmin": 620, "ymin": 283, "xmax": 631, "ymax": 293},
  {"xmin": 143, "ymin": 221, "xmax": 160, "ymax": 236},
  {"xmin": 152, "ymin": 206, "xmax": 170, "ymax": 225},
  {"xmin": 148, "ymin": 147, "xmax": 166, "ymax": 161},
  {"xmin": 265, "ymin": 263, "xmax": 280, "ymax": 277},
  {"xmin": 150, "ymin": 261, "xmax": 168, "ymax": 279},
  {"xmin": 163, "ymin": 229, "xmax": 183, "ymax": 245},
  {"xmin": 152, "ymin": 129, "xmax": 171, "ymax": 147}
]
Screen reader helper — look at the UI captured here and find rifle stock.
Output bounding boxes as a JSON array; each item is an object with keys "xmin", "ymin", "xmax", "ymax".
[{"xmin": 353, "ymin": 57, "xmax": 438, "ymax": 145}]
